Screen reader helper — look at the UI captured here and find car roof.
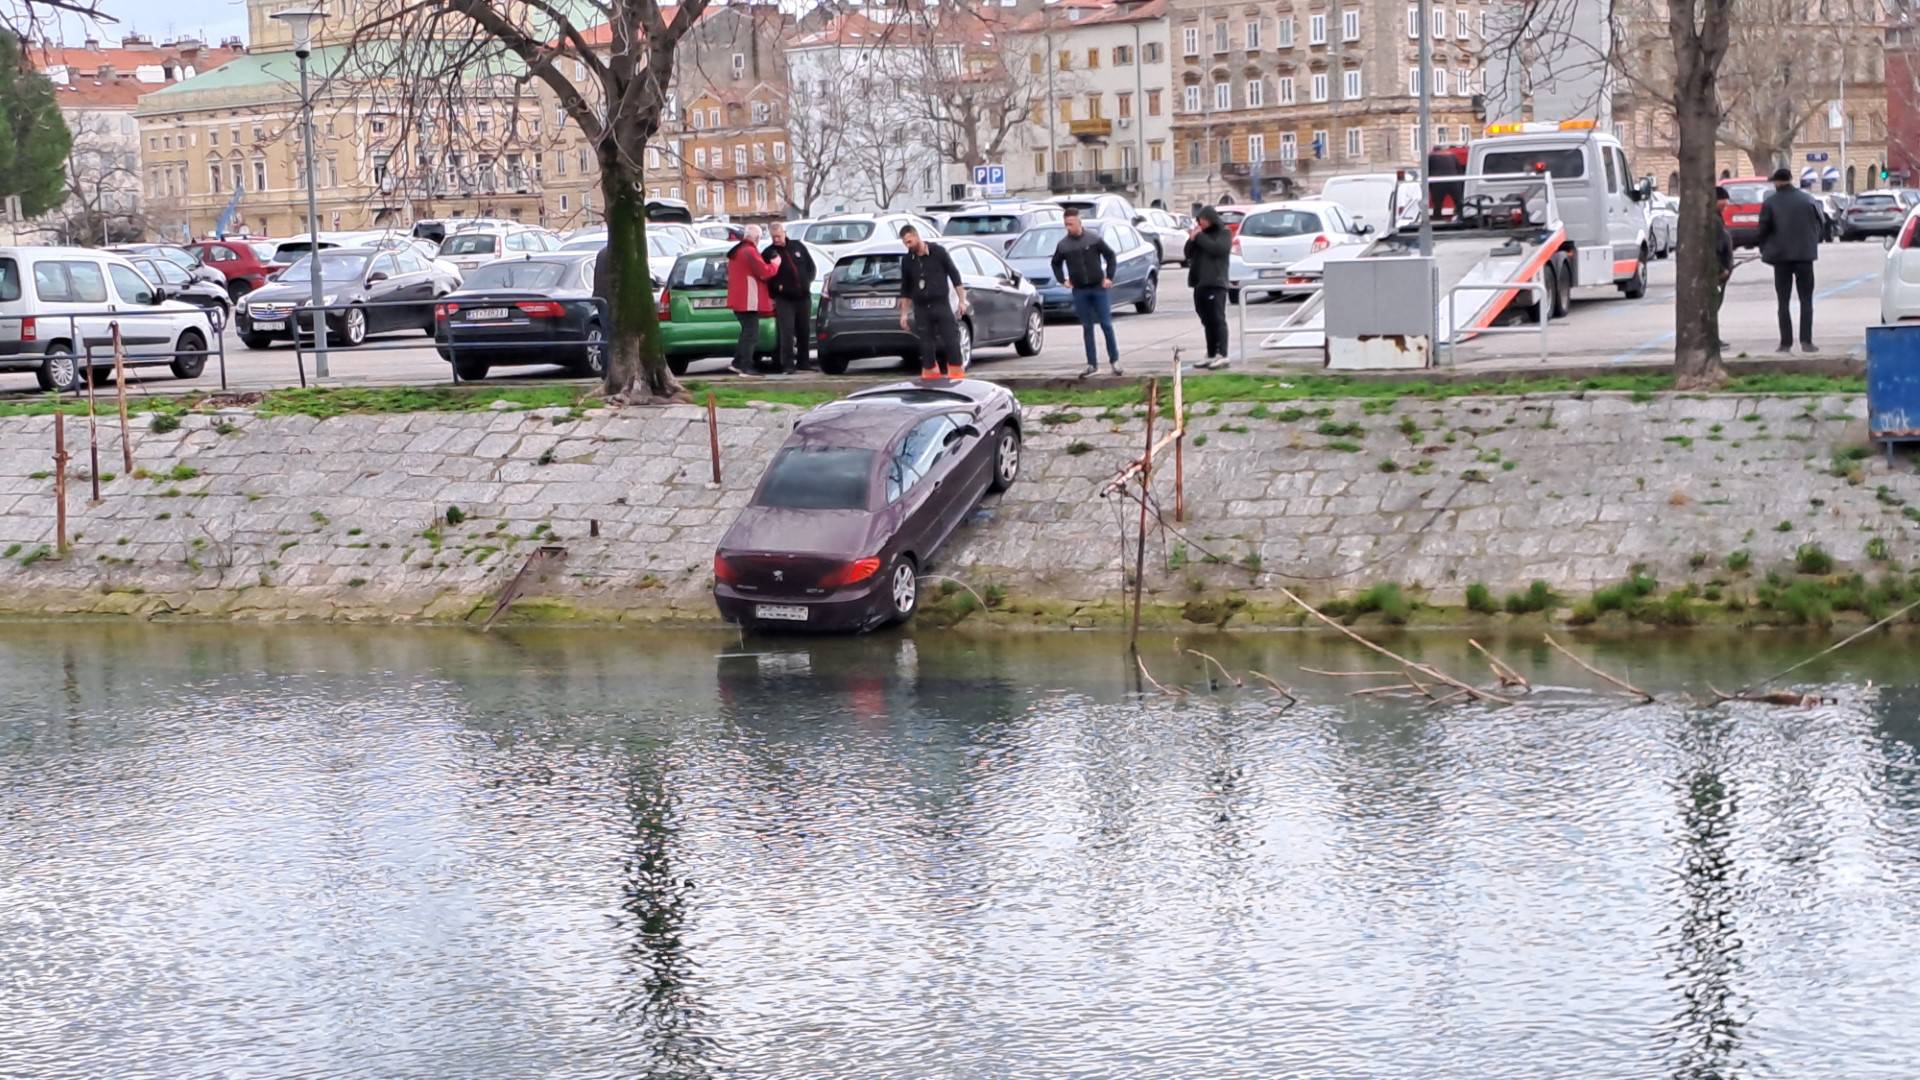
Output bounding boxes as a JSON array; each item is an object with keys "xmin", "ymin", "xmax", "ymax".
[
  {"xmin": 1242, "ymin": 198, "xmax": 1343, "ymax": 213},
  {"xmin": 792, "ymin": 381, "xmax": 1003, "ymax": 450}
]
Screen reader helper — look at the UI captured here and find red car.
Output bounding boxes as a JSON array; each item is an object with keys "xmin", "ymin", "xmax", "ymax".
[
  {"xmin": 188, "ymin": 238, "xmax": 282, "ymax": 301},
  {"xmin": 1719, "ymin": 177, "xmax": 1770, "ymax": 248}
]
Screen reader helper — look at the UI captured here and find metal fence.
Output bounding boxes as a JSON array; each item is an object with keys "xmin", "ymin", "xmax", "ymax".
[{"xmin": 266, "ymin": 295, "xmax": 613, "ymax": 387}]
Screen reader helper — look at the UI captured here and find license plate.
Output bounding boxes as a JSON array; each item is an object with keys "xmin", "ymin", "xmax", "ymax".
[
  {"xmin": 690, "ymin": 297, "xmax": 727, "ymax": 309},
  {"xmin": 754, "ymin": 604, "xmax": 809, "ymax": 623},
  {"xmin": 1734, "ymin": 215, "xmax": 1758, "ymax": 224},
  {"xmin": 252, "ymin": 319, "xmax": 285, "ymax": 330},
  {"xmin": 1259, "ymin": 268, "xmax": 1287, "ymax": 279},
  {"xmin": 851, "ymin": 297, "xmax": 894, "ymax": 310},
  {"xmin": 465, "ymin": 307, "xmax": 509, "ymax": 321}
]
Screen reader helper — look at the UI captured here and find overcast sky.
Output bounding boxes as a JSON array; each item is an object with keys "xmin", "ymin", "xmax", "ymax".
[{"xmin": 62, "ymin": 0, "xmax": 251, "ymax": 46}]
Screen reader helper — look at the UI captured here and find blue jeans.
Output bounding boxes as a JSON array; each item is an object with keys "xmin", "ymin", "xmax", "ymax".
[{"xmin": 1070, "ymin": 287, "xmax": 1119, "ymax": 367}]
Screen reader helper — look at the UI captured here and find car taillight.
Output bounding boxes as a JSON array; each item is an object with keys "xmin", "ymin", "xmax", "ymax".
[
  {"xmin": 1902, "ymin": 217, "xmax": 1920, "ymax": 249},
  {"xmin": 516, "ymin": 300, "xmax": 565, "ymax": 318},
  {"xmin": 657, "ymin": 287, "xmax": 672, "ymax": 321},
  {"xmin": 434, "ymin": 302, "xmax": 458, "ymax": 321},
  {"xmin": 713, "ymin": 553, "xmax": 737, "ymax": 584},
  {"xmin": 1230, "ymin": 235, "xmax": 1242, "ymax": 254},
  {"xmin": 1309, "ymin": 234, "xmax": 1330, "ymax": 254},
  {"xmin": 20, "ymin": 316, "xmax": 34, "ymax": 342},
  {"xmin": 818, "ymin": 556, "xmax": 881, "ymax": 589}
]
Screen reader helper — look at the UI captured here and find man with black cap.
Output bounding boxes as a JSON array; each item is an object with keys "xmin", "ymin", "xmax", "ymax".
[
  {"xmin": 1756, "ymin": 166, "xmax": 1825, "ymax": 354},
  {"xmin": 1185, "ymin": 206, "xmax": 1233, "ymax": 368}
]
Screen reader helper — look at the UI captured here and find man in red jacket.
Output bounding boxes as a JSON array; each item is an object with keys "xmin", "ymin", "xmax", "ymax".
[{"xmin": 726, "ymin": 224, "xmax": 780, "ymax": 378}]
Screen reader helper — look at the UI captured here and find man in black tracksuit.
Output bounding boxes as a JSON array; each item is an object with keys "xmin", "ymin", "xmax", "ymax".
[
  {"xmin": 1186, "ymin": 205, "xmax": 1234, "ymax": 367},
  {"xmin": 897, "ymin": 225, "xmax": 969, "ymax": 378},
  {"xmin": 1756, "ymin": 166, "xmax": 1825, "ymax": 354},
  {"xmin": 762, "ymin": 223, "xmax": 817, "ymax": 373},
  {"xmin": 1049, "ymin": 208, "xmax": 1122, "ymax": 378}
]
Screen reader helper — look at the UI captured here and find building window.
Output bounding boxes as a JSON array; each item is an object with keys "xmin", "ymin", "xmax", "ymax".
[
  {"xmin": 1456, "ymin": 69, "xmax": 1470, "ymax": 96},
  {"xmin": 1246, "ymin": 19, "xmax": 1262, "ymax": 50},
  {"xmin": 752, "ymin": 100, "xmax": 769, "ymax": 124},
  {"xmin": 1114, "ymin": 44, "xmax": 1133, "ymax": 65},
  {"xmin": 1145, "ymin": 41, "xmax": 1163, "ymax": 62},
  {"xmin": 231, "ymin": 161, "xmax": 245, "ymax": 191},
  {"xmin": 1150, "ymin": 141, "xmax": 1164, "ymax": 162},
  {"xmin": 1346, "ymin": 127, "xmax": 1364, "ymax": 159},
  {"xmin": 691, "ymin": 112, "xmax": 704, "ymax": 131},
  {"xmin": 208, "ymin": 159, "xmax": 221, "ymax": 192},
  {"xmin": 1408, "ymin": 67, "xmax": 1421, "ymax": 96},
  {"xmin": 1432, "ymin": 8, "xmax": 1446, "ymax": 37},
  {"xmin": 1182, "ymin": 26, "xmax": 1199, "ymax": 56},
  {"xmin": 1311, "ymin": 72, "xmax": 1329, "ymax": 102},
  {"xmin": 1187, "ymin": 139, "xmax": 1202, "ymax": 167},
  {"xmin": 1087, "ymin": 93, "xmax": 1103, "ymax": 118},
  {"xmin": 1312, "ymin": 129, "xmax": 1329, "ymax": 158},
  {"xmin": 1247, "ymin": 79, "xmax": 1264, "ymax": 108},
  {"xmin": 774, "ymin": 141, "xmax": 786, "ymax": 163},
  {"xmin": 696, "ymin": 185, "xmax": 707, "ymax": 208},
  {"xmin": 1118, "ymin": 92, "xmax": 1134, "ymax": 117},
  {"xmin": 1214, "ymin": 81, "xmax": 1231, "ymax": 110},
  {"xmin": 1434, "ymin": 68, "xmax": 1449, "ymax": 95},
  {"xmin": 1342, "ymin": 10, "xmax": 1360, "ymax": 41},
  {"xmin": 1058, "ymin": 99, "xmax": 1074, "ymax": 123},
  {"xmin": 1184, "ymin": 85, "xmax": 1202, "ymax": 112},
  {"xmin": 1217, "ymin": 136, "xmax": 1232, "ymax": 163},
  {"xmin": 1278, "ymin": 76, "xmax": 1295, "ymax": 104},
  {"xmin": 1345, "ymin": 69, "xmax": 1363, "ymax": 100},
  {"xmin": 754, "ymin": 179, "xmax": 767, "ymax": 208},
  {"xmin": 695, "ymin": 147, "xmax": 707, "ymax": 168},
  {"xmin": 1278, "ymin": 15, "xmax": 1295, "ymax": 47},
  {"xmin": 1148, "ymin": 89, "xmax": 1163, "ymax": 115},
  {"xmin": 1457, "ymin": 9, "xmax": 1471, "ymax": 38},
  {"xmin": 1309, "ymin": 13, "xmax": 1326, "ymax": 44},
  {"xmin": 1059, "ymin": 49, "xmax": 1073, "ymax": 70},
  {"xmin": 1248, "ymin": 133, "xmax": 1265, "ymax": 161},
  {"xmin": 1087, "ymin": 47, "xmax": 1101, "ymax": 69},
  {"xmin": 647, "ymin": 147, "xmax": 660, "ymax": 169},
  {"xmin": 753, "ymin": 143, "xmax": 765, "ymax": 164},
  {"xmin": 1280, "ymin": 132, "xmax": 1297, "ymax": 160},
  {"xmin": 1213, "ymin": 21, "xmax": 1229, "ymax": 53},
  {"xmin": 708, "ymin": 108, "xmax": 720, "ymax": 128},
  {"xmin": 1408, "ymin": 6, "xmax": 1419, "ymax": 36},
  {"xmin": 1034, "ymin": 150, "xmax": 1046, "ymax": 176},
  {"xmin": 560, "ymin": 194, "xmax": 570, "ymax": 211}
]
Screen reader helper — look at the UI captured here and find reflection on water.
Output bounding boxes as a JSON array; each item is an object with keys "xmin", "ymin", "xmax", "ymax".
[{"xmin": 4, "ymin": 624, "xmax": 1920, "ymax": 1078}]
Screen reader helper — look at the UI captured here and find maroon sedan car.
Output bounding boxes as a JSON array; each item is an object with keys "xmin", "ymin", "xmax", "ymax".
[{"xmin": 714, "ymin": 379, "xmax": 1023, "ymax": 632}]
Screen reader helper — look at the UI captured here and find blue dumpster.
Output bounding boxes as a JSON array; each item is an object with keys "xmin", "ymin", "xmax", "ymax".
[{"xmin": 1867, "ymin": 324, "xmax": 1920, "ymax": 462}]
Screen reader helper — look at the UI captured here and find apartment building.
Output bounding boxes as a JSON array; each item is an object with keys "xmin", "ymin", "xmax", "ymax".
[
  {"xmin": 1167, "ymin": 0, "xmax": 1489, "ymax": 208},
  {"xmin": 1006, "ymin": 0, "xmax": 1176, "ymax": 206}
]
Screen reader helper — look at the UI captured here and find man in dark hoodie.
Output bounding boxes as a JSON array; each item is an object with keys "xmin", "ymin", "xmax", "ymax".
[
  {"xmin": 1186, "ymin": 205, "xmax": 1233, "ymax": 368},
  {"xmin": 1049, "ymin": 208, "xmax": 1123, "ymax": 378},
  {"xmin": 762, "ymin": 223, "xmax": 817, "ymax": 374}
]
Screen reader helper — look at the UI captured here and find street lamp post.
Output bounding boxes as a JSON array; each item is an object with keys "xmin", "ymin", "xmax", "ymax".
[{"xmin": 273, "ymin": 8, "xmax": 330, "ymax": 379}]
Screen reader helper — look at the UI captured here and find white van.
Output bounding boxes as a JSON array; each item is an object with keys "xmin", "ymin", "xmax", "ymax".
[
  {"xmin": 1465, "ymin": 123, "xmax": 1653, "ymax": 296},
  {"xmin": 0, "ymin": 247, "xmax": 218, "ymax": 392},
  {"xmin": 1318, "ymin": 173, "xmax": 1423, "ymax": 236}
]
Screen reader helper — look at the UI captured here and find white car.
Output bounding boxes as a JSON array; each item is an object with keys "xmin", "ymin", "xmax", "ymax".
[
  {"xmin": 1135, "ymin": 207, "xmax": 1190, "ymax": 265},
  {"xmin": 0, "ymin": 246, "xmax": 220, "ymax": 391},
  {"xmin": 1317, "ymin": 173, "xmax": 1422, "ymax": 237},
  {"xmin": 1229, "ymin": 198, "xmax": 1373, "ymax": 292},
  {"xmin": 1879, "ymin": 205, "xmax": 1920, "ymax": 324},
  {"xmin": 802, "ymin": 212, "xmax": 943, "ymax": 259},
  {"xmin": 436, "ymin": 225, "xmax": 562, "ymax": 272},
  {"xmin": 1647, "ymin": 194, "xmax": 1679, "ymax": 259}
]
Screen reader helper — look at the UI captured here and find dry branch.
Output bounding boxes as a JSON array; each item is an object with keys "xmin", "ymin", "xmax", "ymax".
[
  {"xmin": 1247, "ymin": 670, "xmax": 1297, "ymax": 701},
  {"xmin": 1281, "ymin": 588, "xmax": 1512, "ymax": 705},
  {"xmin": 1543, "ymin": 634, "xmax": 1655, "ymax": 703},
  {"xmin": 1186, "ymin": 649, "xmax": 1243, "ymax": 688},
  {"xmin": 1469, "ymin": 639, "xmax": 1532, "ymax": 690},
  {"xmin": 1136, "ymin": 655, "xmax": 1187, "ymax": 696}
]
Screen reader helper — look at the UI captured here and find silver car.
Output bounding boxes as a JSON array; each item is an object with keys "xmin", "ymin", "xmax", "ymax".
[{"xmin": 939, "ymin": 205, "xmax": 1065, "ymax": 256}]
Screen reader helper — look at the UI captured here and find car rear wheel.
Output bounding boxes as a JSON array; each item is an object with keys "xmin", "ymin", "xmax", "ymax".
[
  {"xmin": 453, "ymin": 356, "xmax": 489, "ymax": 381},
  {"xmin": 1135, "ymin": 273, "xmax": 1158, "ymax": 314},
  {"xmin": 990, "ymin": 424, "xmax": 1020, "ymax": 492},
  {"xmin": 956, "ymin": 319, "xmax": 973, "ymax": 370},
  {"xmin": 227, "ymin": 280, "xmax": 252, "ymax": 302},
  {"xmin": 885, "ymin": 554, "xmax": 919, "ymax": 625},
  {"xmin": 1014, "ymin": 307, "xmax": 1043, "ymax": 356},
  {"xmin": 170, "ymin": 329, "xmax": 207, "ymax": 379},
  {"xmin": 574, "ymin": 322, "xmax": 607, "ymax": 377},
  {"xmin": 34, "ymin": 345, "xmax": 81, "ymax": 393},
  {"xmin": 667, "ymin": 355, "xmax": 690, "ymax": 377},
  {"xmin": 819, "ymin": 352, "xmax": 850, "ymax": 375}
]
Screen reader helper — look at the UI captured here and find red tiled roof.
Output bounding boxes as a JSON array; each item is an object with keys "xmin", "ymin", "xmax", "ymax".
[
  {"xmin": 48, "ymin": 77, "xmax": 156, "ymax": 108},
  {"xmin": 29, "ymin": 42, "xmax": 240, "ymax": 76},
  {"xmin": 1012, "ymin": 0, "xmax": 1165, "ymax": 33},
  {"xmin": 786, "ymin": 12, "xmax": 913, "ymax": 48}
]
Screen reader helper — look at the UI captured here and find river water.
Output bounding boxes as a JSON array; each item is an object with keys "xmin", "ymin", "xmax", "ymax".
[{"xmin": 3, "ymin": 623, "xmax": 1919, "ymax": 1079}]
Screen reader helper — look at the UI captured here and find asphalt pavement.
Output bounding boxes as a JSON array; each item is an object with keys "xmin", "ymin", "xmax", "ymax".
[{"xmin": 0, "ymin": 240, "xmax": 1889, "ymax": 399}]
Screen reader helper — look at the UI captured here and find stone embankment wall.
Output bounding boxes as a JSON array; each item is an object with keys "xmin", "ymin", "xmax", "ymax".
[{"xmin": 0, "ymin": 390, "xmax": 1911, "ymax": 623}]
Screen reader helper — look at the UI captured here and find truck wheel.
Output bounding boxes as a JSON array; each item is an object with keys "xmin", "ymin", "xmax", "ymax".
[
  {"xmin": 1619, "ymin": 250, "xmax": 1648, "ymax": 299},
  {"xmin": 1550, "ymin": 257, "xmax": 1573, "ymax": 319}
]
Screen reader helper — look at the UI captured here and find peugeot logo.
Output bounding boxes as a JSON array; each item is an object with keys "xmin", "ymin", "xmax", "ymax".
[{"xmin": 773, "ymin": 570, "xmax": 784, "ymax": 582}]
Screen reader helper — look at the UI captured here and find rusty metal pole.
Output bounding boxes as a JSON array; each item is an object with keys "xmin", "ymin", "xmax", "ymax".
[
  {"xmin": 53, "ymin": 412, "xmax": 69, "ymax": 554},
  {"xmin": 84, "ymin": 350, "xmax": 101, "ymax": 504},
  {"xmin": 110, "ymin": 322, "xmax": 132, "ymax": 473},
  {"xmin": 707, "ymin": 390, "xmax": 722, "ymax": 484},
  {"xmin": 1130, "ymin": 379, "xmax": 1157, "ymax": 653},
  {"xmin": 1173, "ymin": 364, "xmax": 1186, "ymax": 522}
]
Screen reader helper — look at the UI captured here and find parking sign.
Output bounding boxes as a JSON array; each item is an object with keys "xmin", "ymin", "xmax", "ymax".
[{"xmin": 973, "ymin": 163, "xmax": 1007, "ymax": 196}]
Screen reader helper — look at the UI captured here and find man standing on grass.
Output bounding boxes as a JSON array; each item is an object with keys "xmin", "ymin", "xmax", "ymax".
[
  {"xmin": 1757, "ymin": 166, "xmax": 1824, "ymax": 354},
  {"xmin": 763, "ymin": 223, "xmax": 817, "ymax": 374},
  {"xmin": 1050, "ymin": 208, "xmax": 1123, "ymax": 379},
  {"xmin": 1186, "ymin": 206, "xmax": 1233, "ymax": 368},
  {"xmin": 897, "ymin": 225, "xmax": 969, "ymax": 379},
  {"xmin": 725, "ymin": 224, "xmax": 780, "ymax": 379}
]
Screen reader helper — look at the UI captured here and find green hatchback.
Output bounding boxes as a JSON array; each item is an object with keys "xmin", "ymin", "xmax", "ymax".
[{"xmin": 658, "ymin": 242, "xmax": 830, "ymax": 375}]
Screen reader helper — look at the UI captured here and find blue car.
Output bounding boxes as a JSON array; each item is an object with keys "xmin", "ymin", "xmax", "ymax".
[{"xmin": 1004, "ymin": 220, "xmax": 1161, "ymax": 320}]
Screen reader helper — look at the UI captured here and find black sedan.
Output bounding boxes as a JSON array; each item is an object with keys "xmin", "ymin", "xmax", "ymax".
[
  {"xmin": 126, "ymin": 254, "xmax": 232, "ymax": 332},
  {"xmin": 236, "ymin": 246, "xmax": 458, "ymax": 349},
  {"xmin": 815, "ymin": 238, "xmax": 1043, "ymax": 375},
  {"xmin": 713, "ymin": 378, "xmax": 1022, "ymax": 632},
  {"xmin": 432, "ymin": 253, "xmax": 605, "ymax": 381}
]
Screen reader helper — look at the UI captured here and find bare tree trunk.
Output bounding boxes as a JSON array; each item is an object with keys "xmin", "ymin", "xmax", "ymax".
[
  {"xmin": 1744, "ymin": 145, "xmax": 1777, "ymax": 175},
  {"xmin": 1671, "ymin": 0, "xmax": 1735, "ymax": 390},
  {"xmin": 600, "ymin": 160, "xmax": 685, "ymax": 403}
]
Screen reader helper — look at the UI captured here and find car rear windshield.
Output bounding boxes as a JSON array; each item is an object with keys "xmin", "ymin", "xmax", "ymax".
[
  {"xmin": 441, "ymin": 234, "xmax": 499, "ymax": 256},
  {"xmin": 272, "ymin": 242, "xmax": 326, "ymax": 262},
  {"xmin": 465, "ymin": 261, "xmax": 573, "ymax": 290},
  {"xmin": 0, "ymin": 258, "xmax": 19, "ymax": 302},
  {"xmin": 1856, "ymin": 194, "xmax": 1898, "ymax": 208},
  {"xmin": 1007, "ymin": 226, "xmax": 1068, "ymax": 258},
  {"xmin": 1239, "ymin": 209, "xmax": 1323, "ymax": 238},
  {"xmin": 829, "ymin": 253, "xmax": 904, "ymax": 288},
  {"xmin": 247, "ymin": 242, "xmax": 278, "ymax": 262},
  {"xmin": 807, "ymin": 221, "xmax": 876, "ymax": 245},
  {"xmin": 1480, "ymin": 148, "xmax": 1586, "ymax": 179},
  {"xmin": 755, "ymin": 447, "xmax": 874, "ymax": 510},
  {"xmin": 945, "ymin": 215, "xmax": 1021, "ymax": 235},
  {"xmin": 1725, "ymin": 183, "xmax": 1771, "ymax": 204},
  {"xmin": 669, "ymin": 253, "xmax": 729, "ymax": 289}
]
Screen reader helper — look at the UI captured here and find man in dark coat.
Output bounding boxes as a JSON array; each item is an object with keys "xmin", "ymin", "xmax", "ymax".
[
  {"xmin": 762, "ymin": 223, "xmax": 817, "ymax": 374},
  {"xmin": 1756, "ymin": 166, "xmax": 1825, "ymax": 353},
  {"xmin": 1185, "ymin": 205, "xmax": 1233, "ymax": 368},
  {"xmin": 1049, "ymin": 208, "xmax": 1122, "ymax": 378},
  {"xmin": 1714, "ymin": 186, "xmax": 1735, "ymax": 350}
]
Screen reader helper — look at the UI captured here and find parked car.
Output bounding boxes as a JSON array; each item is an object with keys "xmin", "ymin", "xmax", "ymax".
[
  {"xmin": 1647, "ymin": 193, "xmax": 1680, "ymax": 258},
  {"xmin": 236, "ymin": 246, "xmax": 459, "ymax": 349},
  {"xmin": 645, "ymin": 198, "xmax": 694, "ymax": 224},
  {"xmin": 1134, "ymin": 207, "xmax": 1191, "ymax": 265},
  {"xmin": 920, "ymin": 201, "xmax": 989, "ymax": 230},
  {"xmin": 1228, "ymin": 199, "xmax": 1372, "ymax": 290},
  {"xmin": 815, "ymin": 237, "xmax": 1043, "ymax": 375},
  {"xmin": 268, "ymin": 232, "xmax": 366, "ymax": 270},
  {"xmin": 411, "ymin": 217, "xmax": 517, "ymax": 245},
  {"xmin": 1004, "ymin": 219, "xmax": 1160, "ymax": 319},
  {"xmin": 1880, "ymin": 204, "xmax": 1920, "ymax": 323},
  {"xmin": 713, "ymin": 379, "xmax": 1023, "ymax": 632},
  {"xmin": 1047, "ymin": 193, "xmax": 1138, "ymax": 223},
  {"xmin": 123, "ymin": 254, "xmax": 231, "ymax": 331},
  {"xmin": 188, "ymin": 237, "xmax": 282, "ymax": 299},
  {"xmin": 783, "ymin": 219, "xmax": 817, "ymax": 242},
  {"xmin": 1841, "ymin": 190, "xmax": 1907, "ymax": 241},
  {"xmin": 108, "ymin": 244, "xmax": 223, "ymax": 288},
  {"xmin": 804, "ymin": 213, "xmax": 943, "ymax": 260},
  {"xmin": 940, "ymin": 204, "xmax": 1066, "ymax": 256},
  {"xmin": 433, "ymin": 253, "xmax": 605, "ymax": 381},
  {"xmin": 559, "ymin": 227, "xmax": 689, "ymax": 289},
  {"xmin": 693, "ymin": 219, "xmax": 746, "ymax": 244},
  {"xmin": 656, "ymin": 241, "xmax": 835, "ymax": 375},
  {"xmin": 436, "ymin": 225, "xmax": 561, "ymax": 272},
  {"xmin": 0, "ymin": 246, "xmax": 218, "ymax": 391},
  {"xmin": 1317, "ymin": 173, "xmax": 1423, "ymax": 238}
]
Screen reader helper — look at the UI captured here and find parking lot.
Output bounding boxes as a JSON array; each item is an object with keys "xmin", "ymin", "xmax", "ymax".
[{"xmin": 0, "ymin": 239, "xmax": 1889, "ymax": 399}]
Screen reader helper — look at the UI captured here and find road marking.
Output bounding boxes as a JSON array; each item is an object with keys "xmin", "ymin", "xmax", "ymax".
[{"xmin": 1607, "ymin": 271, "xmax": 1878, "ymax": 364}]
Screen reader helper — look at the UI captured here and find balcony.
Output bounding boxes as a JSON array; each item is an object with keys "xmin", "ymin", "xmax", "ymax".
[
  {"xmin": 1047, "ymin": 168, "xmax": 1138, "ymax": 194},
  {"xmin": 1068, "ymin": 117, "xmax": 1114, "ymax": 140}
]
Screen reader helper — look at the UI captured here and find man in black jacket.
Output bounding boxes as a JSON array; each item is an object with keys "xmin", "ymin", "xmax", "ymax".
[
  {"xmin": 1714, "ymin": 186, "xmax": 1735, "ymax": 350},
  {"xmin": 1049, "ymin": 209, "xmax": 1123, "ymax": 378},
  {"xmin": 1757, "ymin": 166, "xmax": 1825, "ymax": 353},
  {"xmin": 897, "ymin": 225, "xmax": 970, "ymax": 379},
  {"xmin": 1186, "ymin": 205, "xmax": 1234, "ymax": 368},
  {"xmin": 762, "ymin": 223, "xmax": 817, "ymax": 374}
]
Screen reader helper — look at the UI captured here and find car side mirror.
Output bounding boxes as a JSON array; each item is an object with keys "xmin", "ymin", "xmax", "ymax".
[
  {"xmin": 1007, "ymin": 269, "xmax": 1022, "ymax": 285},
  {"xmin": 367, "ymin": 272, "xmax": 389, "ymax": 284},
  {"xmin": 1132, "ymin": 214, "xmax": 1147, "ymax": 225},
  {"xmin": 1358, "ymin": 223, "xmax": 1376, "ymax": 236},
  {"xmin": 945, "ymin": 424, "xmax": 980, "ymax": 446},
  {"xmin": 148, "ymin": 288, "xmax": 167, "ymax": 305}
]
